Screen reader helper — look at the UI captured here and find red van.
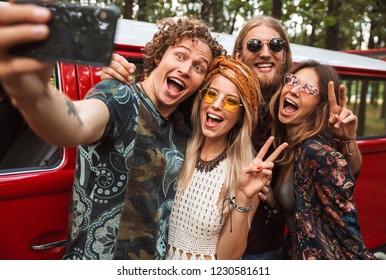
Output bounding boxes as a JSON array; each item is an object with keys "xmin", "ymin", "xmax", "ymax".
[{"xmin": 1, "ymin": 17, "xmax": 386, "ymax": 260}]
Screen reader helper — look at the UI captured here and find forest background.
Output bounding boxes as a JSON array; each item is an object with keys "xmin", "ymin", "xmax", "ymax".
[
  {"xmin": 2, "ymin": 0, "xmax": 385, "ymax": 134},
  {"xmin": 2, "ymin": 0, "xmax": 384, "ymax": 51},
  {"xmin": 106, "ymin": 0, "xmax": 386, "ymax": 135},
  {"xmin": 113, "ymin": 0, "xmax": 385, "ymax": 52}
]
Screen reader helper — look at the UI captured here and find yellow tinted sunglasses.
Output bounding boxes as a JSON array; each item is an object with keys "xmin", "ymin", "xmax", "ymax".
[{"xmin": 199, "ymin": 88, "xmax": 243, "ymax": 112}]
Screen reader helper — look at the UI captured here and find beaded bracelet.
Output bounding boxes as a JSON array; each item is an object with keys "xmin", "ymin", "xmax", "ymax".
[{"xmin": 230, "ymin": 196, "xmax": 253, "ymax": 213}]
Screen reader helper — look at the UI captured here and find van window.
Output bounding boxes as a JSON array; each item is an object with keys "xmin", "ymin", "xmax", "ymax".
[
  {"xmin": 0, "ymin": 73, "xmax": 62, "ymax": 173},
  {"xmin": 343, "ymin": 76, "xmax": 386, "ymax": 138}
]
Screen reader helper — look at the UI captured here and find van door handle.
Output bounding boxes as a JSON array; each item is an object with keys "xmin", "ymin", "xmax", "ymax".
[{"xmin": 30, "ymin": 240, "xmax": 67, "ymax": 251}]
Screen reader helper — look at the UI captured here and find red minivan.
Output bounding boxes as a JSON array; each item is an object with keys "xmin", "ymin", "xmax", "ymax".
[{"xmin": 1, "ymin": 17, "xmax": 386, "ymax": 260}]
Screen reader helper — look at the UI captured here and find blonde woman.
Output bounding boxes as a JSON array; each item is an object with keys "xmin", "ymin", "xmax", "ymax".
[{"xmin": 165, "ymin": 56, "xmax": 287, "ymax": 260}]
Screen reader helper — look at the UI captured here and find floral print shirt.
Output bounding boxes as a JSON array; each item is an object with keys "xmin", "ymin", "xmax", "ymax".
[
  {"xmin": 63, "ymin": 80, "xmax": 190, "ymax": 260},
  {"xmin": 284, "ymin": 135, "xmax": 376, "ymax": 260}
]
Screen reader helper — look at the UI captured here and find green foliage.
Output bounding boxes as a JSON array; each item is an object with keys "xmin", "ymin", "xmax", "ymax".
[{"xmin": 110, "ymin": 0, "xmax": 384, "ymax": 50}]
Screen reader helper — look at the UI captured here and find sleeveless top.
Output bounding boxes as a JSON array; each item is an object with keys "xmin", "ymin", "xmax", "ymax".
[{"xmin": 166, "ymin": 159, "xmax": 227, "ymax": 260}]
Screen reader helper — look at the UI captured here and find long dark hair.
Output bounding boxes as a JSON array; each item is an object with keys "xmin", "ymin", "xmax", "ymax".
[{"xmin": 269, "ymin": 60, "xmax": 341, "ymax": 165}]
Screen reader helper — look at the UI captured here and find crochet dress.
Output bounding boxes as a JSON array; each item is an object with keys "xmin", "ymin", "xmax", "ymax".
[{"xmin": 166, "ymin": 159, "xmax": 227, "ymax": 260}]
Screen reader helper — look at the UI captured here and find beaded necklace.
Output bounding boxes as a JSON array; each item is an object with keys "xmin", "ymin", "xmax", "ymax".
[{"xmin": 196, "ymin": 150, "xmax": 227, "ymax": 173}]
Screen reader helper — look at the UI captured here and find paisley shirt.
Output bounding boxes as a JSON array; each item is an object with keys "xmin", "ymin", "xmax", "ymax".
[
  {"xmin": 284, "ymin": 135, "xmax": 376, "ymax": 260},
  {"xmin": 62, "ymin": 80, "xmax": 190, "ymax": 260}
]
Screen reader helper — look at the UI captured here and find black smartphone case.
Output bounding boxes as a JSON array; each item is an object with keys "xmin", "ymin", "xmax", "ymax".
[{"xmin": 10, "ymin": 1, "xmax": 120, "ymax": 66}]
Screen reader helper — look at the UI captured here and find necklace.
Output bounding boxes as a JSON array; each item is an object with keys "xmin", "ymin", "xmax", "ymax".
[
  {"xmin": 138, "ymin": 82, "xmax": 147, "ymax": 96},
  {"xmin": 196, "ymin": 150, "xmax": 227, "ymax": 173}
]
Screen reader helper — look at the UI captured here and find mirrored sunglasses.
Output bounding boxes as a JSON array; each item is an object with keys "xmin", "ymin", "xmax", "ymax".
[
  {"xmin": 284, "ymin": 73, "xmax": 320, "ymax": 96},
  {"xmin": 246, "ymin": 38, "xmax": 286, "ymax": 53}
]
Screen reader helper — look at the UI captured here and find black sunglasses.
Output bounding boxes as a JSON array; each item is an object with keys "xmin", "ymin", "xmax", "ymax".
[{"xmin": 246, "ymin": 38, "xmax": 286, "ymax": 53}]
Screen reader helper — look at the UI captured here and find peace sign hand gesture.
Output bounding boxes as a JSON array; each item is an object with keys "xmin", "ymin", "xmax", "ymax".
[
  {"xmin": 236, "ymin": 136, "xmax": 287, "ymax": 202},
  {"xmin": 328, "ymin": 81, "xmax": 357, "ymax": 141}
]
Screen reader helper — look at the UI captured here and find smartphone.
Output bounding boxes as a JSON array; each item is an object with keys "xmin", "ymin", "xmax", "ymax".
[{"xmin": 9, "ymin": 1, "xmax": 121, "ymax": 66}]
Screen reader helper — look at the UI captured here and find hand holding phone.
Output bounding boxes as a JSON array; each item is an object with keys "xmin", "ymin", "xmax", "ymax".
[{"xmin": 9, "ymin": 1, "xmax": 121, "ymax": 66}]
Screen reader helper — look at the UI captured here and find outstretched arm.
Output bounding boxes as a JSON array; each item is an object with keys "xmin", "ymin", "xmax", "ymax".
[
  {"xmin": 328, "ymin": 81, "xmax": 362, "ymax": 176},
  {"xmin": 216, "ymin": 137, "xmax": 287, "ymax": 259},
  {"xmin": 1, "ymin": 3, "xmax": 109, "ymax": 147}
]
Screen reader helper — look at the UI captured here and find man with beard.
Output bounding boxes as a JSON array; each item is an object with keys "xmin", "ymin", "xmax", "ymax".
[
  {"xmin": 232, "ymin": 15, "xmax": 362, "ymax": 260},
  {"xmin": 231, "ymin": 15, "xmax": 293, "ymax": 259},
  {"xmin": 101, "ymin": 15, "xmax": 363, "ymax": 260},
  {"xmin": 0, "ymin": 3, "xmax": 224, "ymax": 259}
]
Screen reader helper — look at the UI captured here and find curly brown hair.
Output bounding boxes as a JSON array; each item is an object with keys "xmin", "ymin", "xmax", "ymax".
[{"xmin": 143, "ymin": 16, "xmax": 225, "ymax": 74}]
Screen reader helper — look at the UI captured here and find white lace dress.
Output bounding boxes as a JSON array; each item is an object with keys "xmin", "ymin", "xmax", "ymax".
[{"xmin": 165, "ymin": 159, "xmax": 227, "ymax": 260}]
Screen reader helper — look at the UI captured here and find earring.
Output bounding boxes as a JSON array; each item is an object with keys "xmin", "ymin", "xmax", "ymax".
[{"xmin": 237, "ymin": 120, "xmax": 243, "ymax": 126}]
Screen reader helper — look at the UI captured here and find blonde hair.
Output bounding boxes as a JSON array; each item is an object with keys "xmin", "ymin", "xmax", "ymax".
[{"xmin": 178, "ymin": 56, "xmax": 262, "ymax": 206}]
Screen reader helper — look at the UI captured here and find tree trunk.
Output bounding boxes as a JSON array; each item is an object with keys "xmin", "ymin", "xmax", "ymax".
[
  {"xmin": 380, "ymin": 82, "xmax": 386, "ymax": 119},
  {"xmin": 357, "ymin": 80, "xmax": 369, "ymax": 137},
  {"xmin": 325, "ymin": 0, "xmax": 342, "ymax": 50},
  {"xmin": 212, "ymin": 1, "xmax": 224, "ymax": 32},
  {"xmin": 346, "ymin": 80, "xmax": 352, "ymax": 105},
  {"xmin": 371, "ymin": 81, "xmax": 379, "ymax": 107},
  {"xmin": 272, "ymin": 0, "xmax": 282, "ymax": 20},
  {"xmin": 201, "ymin": 0, "xmax": 210, "ymax": 27},
  {"xmin": 137, "ymin": 0, "xmax": 147, "ymax": 21},
  {"xmin": 122, "ymin": 0, "xmax": 134, "ymax": 19},
  {"xmin": 368, "ymin": 17, "xmax": 377, "ymax": 49},
  {"xmin": 228, "ymin": 6, "xmax": 241, "ymax": 35},
  {"xmin": 309, "ymin": 0, "xmax": 318, "ymax": 45},
  {"xmin": 353, "ymin": 80, "xmax": 359, "ymax": 115}
]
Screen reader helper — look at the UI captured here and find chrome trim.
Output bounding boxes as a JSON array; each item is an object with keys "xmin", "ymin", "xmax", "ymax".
[
  {"xmin": 30, "ymin": 240, "xmax": 67, "ymax": 251},
  {"xmin": 0, "ymin": 148, "xmax": 66, "ymax": 176}
]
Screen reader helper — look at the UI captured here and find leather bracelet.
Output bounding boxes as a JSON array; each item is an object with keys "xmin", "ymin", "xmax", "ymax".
[
  {"xmin": 334, "ymin": 132, "xmax": 356, "ymax": 143},
  {"xmin": 334, "ymin": 133, "xmax": 356, "ymax": 156},
  {"xmin": 230, "ymin": 196, "xmax": 253, "ymax": 213}
]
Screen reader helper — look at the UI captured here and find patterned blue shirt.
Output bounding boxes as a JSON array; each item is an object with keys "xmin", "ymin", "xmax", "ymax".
[{"xmin": 63, "ymin": 80, "xmax": 190, "ymax": 259}]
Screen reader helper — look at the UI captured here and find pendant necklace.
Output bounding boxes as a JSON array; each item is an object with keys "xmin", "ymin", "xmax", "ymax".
[{"xmin": 138, "ymin": 82, "xmax": 147, "ymax": 96}]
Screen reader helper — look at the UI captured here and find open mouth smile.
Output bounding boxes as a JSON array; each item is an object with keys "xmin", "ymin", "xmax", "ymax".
[
  {"xmin": 167, "ymin": 77, "xmax": 186, "ymax": 94},
  {"xmin": 282, "ymin": 97, "xmax": 298, "ymax": 114}
]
